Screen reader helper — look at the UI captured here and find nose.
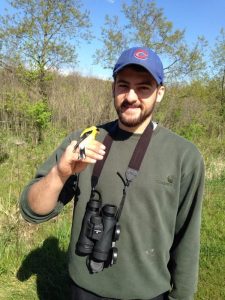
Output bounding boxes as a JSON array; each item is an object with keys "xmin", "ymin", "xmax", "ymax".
[{"xmin": 126, "ymin": 88, "xmax": 138, "ymax": 102}]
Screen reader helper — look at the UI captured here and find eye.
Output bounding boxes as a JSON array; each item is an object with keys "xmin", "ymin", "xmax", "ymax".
[
  {"xmin": 135, "ymin": 85, "xmax": 154, "ymax": 97},
  {"xmin": 140, "ymin": 86, "xmax": 150, "ymax": 90},
  {"xmin": 117, "ymin": 83, "xmax": 129, "ymax": 92},
  {"xmin": 138, "ymin": 85, "xmax": 152, "ymax": 93}
]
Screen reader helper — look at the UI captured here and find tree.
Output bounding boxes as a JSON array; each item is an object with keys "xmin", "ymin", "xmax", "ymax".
[
  {"xmin": 0, "ymin": 0, "xmax": 92, "ymax": 98},
  {"xmin": 94, "ymin": 0, "xmax": 207, "ymax": 82},
  {"xmin": 211, "ymin": 28, "xmax": 225, "ymax": 114}
]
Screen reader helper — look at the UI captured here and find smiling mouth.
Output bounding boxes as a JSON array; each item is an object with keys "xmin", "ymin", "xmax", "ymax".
[{"xmin": 121, "ymin": 105, "xmax": 141, "ymax": 113}]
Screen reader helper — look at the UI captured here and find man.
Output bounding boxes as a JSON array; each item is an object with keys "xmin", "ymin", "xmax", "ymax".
[{"xmin": 20, "ymin": 47, "xmax": 205, "ymax": 300}]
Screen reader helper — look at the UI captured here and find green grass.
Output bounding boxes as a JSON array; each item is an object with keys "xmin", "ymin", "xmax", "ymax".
[
  {"xmin": 196, "ymin": 180, "xmax": 225, "ymax": 300},
  {"xmin": 0, "ymin": 129, "xmax": 72, "ymax": 300},
  {"xmin": 0, "ymin": 129, "xmax": 225, "ymax": 299},
  {"xmin": 0, "ymin": 217, "xmax": 72, "ymax": 300}
]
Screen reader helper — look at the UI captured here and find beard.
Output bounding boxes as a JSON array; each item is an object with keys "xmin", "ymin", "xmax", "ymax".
[{"xmin": 115, "ymin": 100, "xmax": 155, "ymax": 128}]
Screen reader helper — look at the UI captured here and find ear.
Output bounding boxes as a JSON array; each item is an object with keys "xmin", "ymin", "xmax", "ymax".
[{"xmin": 156, "ymin": 85, "xmax": 165, "ymax": 103}]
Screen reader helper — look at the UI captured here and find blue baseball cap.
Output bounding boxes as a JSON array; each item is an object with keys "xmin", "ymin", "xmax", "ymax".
[{"xmin": 113, "ymin": 47, "xmax": 164, "ymax": 85}]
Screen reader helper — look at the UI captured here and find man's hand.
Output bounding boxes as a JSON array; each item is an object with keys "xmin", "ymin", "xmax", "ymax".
[
  {"xmin": 27, "ymin": 133, "xmax": 106, "ymax": 215},
  {"xmin": 56, "ymin": 134, "xmax": 106, "ymax": 179}
]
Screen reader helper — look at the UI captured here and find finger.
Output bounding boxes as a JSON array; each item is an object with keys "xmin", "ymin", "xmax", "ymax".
[
  {"xmin": 69, "ymin": 140, "xmax": 105, "ymax": 163},
  {"xmin": 80, "ymin": 139, "xmax": 106, "ymax": 150},
  {"xmin": 80, "ymin": 147, "xmax": 105, "ymax": 162},
  {"xmin": 80, "ymin": 140, "xmax": 106, "ymax": 155},
  {"xmin": 69, "ymin": 140, "xmax": 80, "ymax": 153},
  {"xmin": 69, "ymin": 140, "xmax": 78, "ymax": 151},
  {"xmin": 69, "ymin": 140, "xmax": 86, "ymax": 159},
  {"xmin": 63, "ymin": 141, "xmax": 82, "ymax": 162},
  {"xmin": 84, "ymin": 143, "xmax": 106, "ymax": 159}
]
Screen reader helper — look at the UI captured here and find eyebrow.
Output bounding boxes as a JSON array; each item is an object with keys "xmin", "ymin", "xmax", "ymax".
[{"xmin": 116, "ymin": 79, "xmax": 153, "ymax": 85}]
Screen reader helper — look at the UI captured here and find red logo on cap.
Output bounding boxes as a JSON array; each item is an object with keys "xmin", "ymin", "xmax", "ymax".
[{"xmin": 134, "ymin": 49, "xmax": 148, "ymax": 60}]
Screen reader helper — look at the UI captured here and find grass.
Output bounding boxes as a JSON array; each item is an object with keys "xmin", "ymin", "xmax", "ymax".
[
  {"xmin": 0, "ymin": 128, "xmax": 71, "ymax": 300},
  {"xmin": 0, "ymin": 127, "xmax": 225, "ymax": 299},
  {"xmin": 196, "ymin": 180, "xmax": 225, "ymax": 299}
]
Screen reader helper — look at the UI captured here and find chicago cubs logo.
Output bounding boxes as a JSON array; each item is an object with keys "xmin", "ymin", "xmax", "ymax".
[{"xmin": 134, "ymin": 49, "xmax": 148, "ymax": 60}]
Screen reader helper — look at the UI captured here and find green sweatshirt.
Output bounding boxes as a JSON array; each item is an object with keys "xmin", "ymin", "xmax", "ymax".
[{"xmin": 20, "ymin": 121, "xmax": 205, "ymax": 300}]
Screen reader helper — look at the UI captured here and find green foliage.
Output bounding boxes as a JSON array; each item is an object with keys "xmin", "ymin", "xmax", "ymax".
[
  {"xmin": 157, "ymin": 78, "xmax": 225, "ymax": 141},
  {"xmin": 0, "ymin": 89, "xmax": 51, "ymax": 143},
  {"xmin": 94, "ymin": 0, "xmax": 207, "ymax": 81},
  {"xmin": 176, "ymin": 123, "xmax": 206, "ymax": 141},
  {"xmin": 0, "ymin": 0, "xmax": 92, "ymax": 97},
  {"xmin": 211, "ymin": 28, "xmax": 225, "ymax": 74},
  {"xmin": 210, "ymin": 28, "xmax": 225, "ymax": 114},
  {"xmin": 26, "ymin": 100, "xmax": 51, "ymax": 131},
  {"xmin": 16, "ymin": 64, "xmax": 53, "ymax": 87},
  {"xmin": 1, "ymin": 91, "xmax": 30, "ymax": 130}
]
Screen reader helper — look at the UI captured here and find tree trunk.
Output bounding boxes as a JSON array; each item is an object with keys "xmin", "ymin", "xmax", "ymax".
[{"xmin": 39, "ymin": 68, "xmax": 48, "ymax": 102}]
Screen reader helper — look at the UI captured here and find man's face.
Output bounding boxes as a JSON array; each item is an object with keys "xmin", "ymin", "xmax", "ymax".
[{"xmin": 113, "ymin": 66, "xmax": 164, "ymax": 131}]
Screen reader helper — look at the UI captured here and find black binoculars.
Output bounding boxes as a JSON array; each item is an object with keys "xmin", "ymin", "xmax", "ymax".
[{"xmin": 76, "ymin": 192, "xmax": 120, "ymax": 273}]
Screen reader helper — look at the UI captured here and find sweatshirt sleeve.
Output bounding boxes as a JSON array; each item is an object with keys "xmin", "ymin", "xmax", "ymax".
[
  {"xmin": 19, "ymin": 133, "xmax": 79, "ymax": 224},
  {"xmin": 168, "ymin": 156, "xmax": 205, "ymax": 300}
]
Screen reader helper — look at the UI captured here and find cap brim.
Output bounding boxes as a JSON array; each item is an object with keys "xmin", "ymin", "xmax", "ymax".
[{"xmin": 113, "ymin": 63, "xmax": 161, "ymax": 85}]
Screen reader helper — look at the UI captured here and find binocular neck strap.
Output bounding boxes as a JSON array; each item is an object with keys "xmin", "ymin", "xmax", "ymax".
[
  {"xmin": 91, "ymin": 126, "xmax": 116, "ymax": 190},
  {"xmin": 91, "ymin": 121, "xmax": 153, "ymax": 221},
  {"xmin": 126, "ymin": 121, "xmax": 153, "ymax": 182},
  {"xmin": 91, "ymin": 121, "xmax": 153, "ymax": 190},
  {"xmin": 116, "ymin": 122, "xmax": 153, "ymax": 221}
]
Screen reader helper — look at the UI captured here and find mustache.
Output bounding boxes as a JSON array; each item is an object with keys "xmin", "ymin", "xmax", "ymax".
[{"xmin": 120, "ymin": 100, "xmax": 142, "ymax": 109}]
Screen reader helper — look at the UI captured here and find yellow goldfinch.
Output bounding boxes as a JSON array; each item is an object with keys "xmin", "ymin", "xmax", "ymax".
[{"xmin": 73, "ymin": 126, "xmax": 100, "ymax": 159}]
